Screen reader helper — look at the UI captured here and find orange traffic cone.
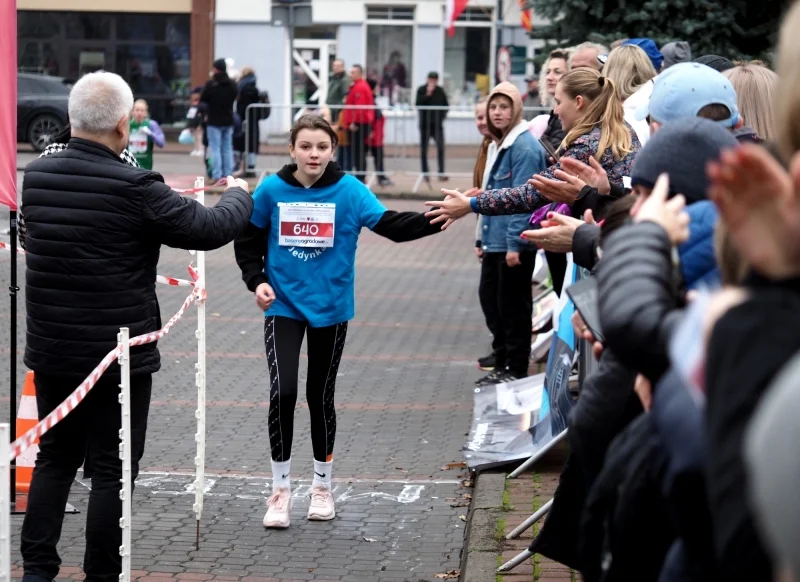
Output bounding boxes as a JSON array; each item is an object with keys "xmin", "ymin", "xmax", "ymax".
[{"xmin": 15, "ymin": 371, "xmax": 39, "ymax": 494}]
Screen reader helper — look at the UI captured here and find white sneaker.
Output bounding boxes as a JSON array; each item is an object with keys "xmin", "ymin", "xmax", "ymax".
[
  {"xmin": 307, "ymin": 486, "xmax": 335, "ymax": 521},
  {"xmin": 263, "ymin": 487, "xmax": 292, "ymax": 528}
]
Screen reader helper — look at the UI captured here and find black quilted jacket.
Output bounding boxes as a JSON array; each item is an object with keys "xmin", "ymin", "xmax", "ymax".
[{"xmin": 21, "ymin": 138, "xmax": 253, "ymax": 377}]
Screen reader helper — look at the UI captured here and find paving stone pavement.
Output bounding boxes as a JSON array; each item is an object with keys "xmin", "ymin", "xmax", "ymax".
[{"xmin": 0, "ymin": 196, "xmax": 490, "ymax": 581}]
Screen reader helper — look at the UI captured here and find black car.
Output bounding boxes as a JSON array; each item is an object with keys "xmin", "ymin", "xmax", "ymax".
[{"xmin": 18, "ymin": 73, "xmax": 70, "ymax": 152}]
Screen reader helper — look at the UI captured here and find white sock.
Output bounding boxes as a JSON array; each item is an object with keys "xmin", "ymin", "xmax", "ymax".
[
  {"xmin": 312, "ymin": 460, "xmax": 333, "ymax": 490},
  {"xmin": 271, "ymin": 459, "xmax": 291, "ymax": 491}
]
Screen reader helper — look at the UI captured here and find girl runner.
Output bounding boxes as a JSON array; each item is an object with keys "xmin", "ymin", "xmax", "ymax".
[
  {"xmin": 128, "ymin": 99, "xmax": 165, "ymax": 170},
  {"xmin": 234, "ymin": 114, "xmax": 442, "ymax": 529}
]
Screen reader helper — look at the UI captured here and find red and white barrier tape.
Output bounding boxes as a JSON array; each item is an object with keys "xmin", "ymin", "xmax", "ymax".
[
  {"xmin": 9, "ymin": 286, "xmax": 204, "ymax": 461},
  {"xmin": 172, "ymin": 178, "xmax": 228, "ymax": 194},
  {"xmin": 0, "ymin": 241, "xmax": 22, "ymax": 254},
  {"xmin": 1, "ymin": 245, "xmax": 198, "ymax": 289}
]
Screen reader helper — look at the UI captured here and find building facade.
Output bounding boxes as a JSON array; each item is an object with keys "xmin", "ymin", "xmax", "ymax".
[
  {"xmin": 215, "ymin": 0, "xmax": 541, "ymax": 110},
  {"xmin": 16, "ymin": 0, "xmax": 214, "ymax": 124},
  {"xmin": 16, "ymin": 0, "xmax": 545, "ymax": 128}
]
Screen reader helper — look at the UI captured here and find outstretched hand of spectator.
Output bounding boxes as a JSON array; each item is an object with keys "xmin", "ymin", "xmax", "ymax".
[
  {"xmin": 424, "ymin": 187, "xmax": 480, "ymax": 230},
  {"xmin": 560, "ymin": 156, "xmax": 611, "ymax": 195},
  {"xmin": 634, "ymin": 173, "xmax": 690, "ymax": 245},
  {"xmin": 521, "ymin": 210, "xmax": 592, "ymax": 253},
  {"xmin": 707, "ymin": 144, "xmax": 800, "ymax": 279}
]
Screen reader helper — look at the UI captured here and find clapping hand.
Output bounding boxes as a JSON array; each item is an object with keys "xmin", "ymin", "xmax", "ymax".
[
  {"xmin": 560, "ymin": 156, "xmax": 611, "ymax": 195},
  {"xmin": 707, "ymin": 144, "xmax": 800, "ymax": 279},
  {"xmin": 633, "ymin": 173, "xmax": 690, "ymax": 245}
]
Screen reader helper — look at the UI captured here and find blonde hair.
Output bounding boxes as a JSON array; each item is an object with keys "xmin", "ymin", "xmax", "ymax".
[
  {"xmin": 723, "ymin": 63, "xmax": 778, "ymax": 141},
  {"xmin": 602, "ymin": 45, "xmax": 657, "ymax": 102},
  {"xmin": 240, "ymin": 66, "xmax": 255, "ymax": 78},
  {"xmin": 133, "ymin": 99, "xmax": 148, "ymax": 110},
  {"xmin": 473, "ymin": 96, "xmax": 491, "ymax": 188},
  {"xmin": 777, "ymin": 0, "xmax": 800, "ymax": 159},
  {"xmin": 559, "ymin": 68, "xmax": 632, "ymax": 161}
]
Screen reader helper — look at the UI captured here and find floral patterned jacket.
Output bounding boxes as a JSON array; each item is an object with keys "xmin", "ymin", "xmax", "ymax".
[{"xmin": 474, "ymin": 124, "xmax": 641, "ymax": 216}]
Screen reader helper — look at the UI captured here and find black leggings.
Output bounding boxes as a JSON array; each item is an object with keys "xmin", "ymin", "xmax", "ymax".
[{"xmin": 264, "ymin": 316, "xmax": 348, "ymax": 462}]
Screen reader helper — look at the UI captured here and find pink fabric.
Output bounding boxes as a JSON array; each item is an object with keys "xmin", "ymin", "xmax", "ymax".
[
  {"xmin": 0, "ymin": 4, "xmax": 17, "ymax": 210},
  {"xmin": 528, "ymin": 115, "xmax": 549, "ymax": 139}
]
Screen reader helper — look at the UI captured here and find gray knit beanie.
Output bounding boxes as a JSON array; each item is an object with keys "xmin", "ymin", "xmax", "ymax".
[
  {"xmin": 630, "ymin": 117, "xmax": 738, "ymax": 204},
  {"xmin": 661, "ymin": 41, "xmax": 692, "ymax": 70}
]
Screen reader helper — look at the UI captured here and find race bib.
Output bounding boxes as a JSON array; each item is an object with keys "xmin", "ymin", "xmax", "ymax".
[
  {"xmin": 186, "ymin": 106, "xmax": 198, "ymax": 119},
  {"xmin": 278, "ymin": 202, "xmax": 336, "ymax": 248},
  {"xmin": 129, "ymin": 130, "xmax": 148, "ymax": 154}
]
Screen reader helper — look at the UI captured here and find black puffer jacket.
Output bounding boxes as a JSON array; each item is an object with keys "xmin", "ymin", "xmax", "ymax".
[
  {"xmin": 22, "ymin": 138, "xmax": 253, "ymax": 378},
  {"xmin": 596, "ymin": 222, "xmax": 683, "ymax": 383}
]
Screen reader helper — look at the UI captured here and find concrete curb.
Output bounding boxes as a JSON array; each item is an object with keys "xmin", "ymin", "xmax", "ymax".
[{"xmin": 460, "ymin": 472, "xmax": 507, "ymax": 581}]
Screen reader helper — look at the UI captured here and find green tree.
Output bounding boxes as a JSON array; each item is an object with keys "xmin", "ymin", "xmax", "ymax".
[{"xmin": 527, "ymin": 0, "xmax": 789, "ymax": 62}]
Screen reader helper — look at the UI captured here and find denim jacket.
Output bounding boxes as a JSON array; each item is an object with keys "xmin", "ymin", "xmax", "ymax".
[{"xmin": 479, "ymin": 121, "xmax": 548, "ymax": 253}]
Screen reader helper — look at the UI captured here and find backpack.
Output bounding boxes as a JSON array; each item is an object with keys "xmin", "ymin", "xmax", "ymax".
[{"xmin": 255, "ymin": 90, "xmax": 271, "ymax": 120}]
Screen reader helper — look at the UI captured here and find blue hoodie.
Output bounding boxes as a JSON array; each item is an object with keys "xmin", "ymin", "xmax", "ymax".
[{"xmin": 678, "ymin": 201, "xmax": 719, "ymax": 290}]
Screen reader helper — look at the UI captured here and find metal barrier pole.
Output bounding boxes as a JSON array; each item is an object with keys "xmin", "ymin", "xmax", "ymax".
[
  {"xmin": 0, "ymin": 424, "xmax": 9, "ymax": 582},
  {"xmin": 193, "ymin": 177, "xmax": 207, "ymax": 551},
  {"xmin": 497, "ymin": 549, "xmax": 534, "ymax": 573},
  {"xmin": 118, "ymin": 327, "xmax": 132, "ymax": 582},
  {"xmin": 506, "ymin": 498, "xmax": 553, "ymax": 540},
  {"xmin": 507, "ymin": 429, "xmax": 567, "ymax": 479}
]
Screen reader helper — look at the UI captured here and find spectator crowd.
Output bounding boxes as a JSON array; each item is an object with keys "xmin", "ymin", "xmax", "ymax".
[{"xmin": 419, "ymin": 4, "xmax": 800, "ymax": 581}]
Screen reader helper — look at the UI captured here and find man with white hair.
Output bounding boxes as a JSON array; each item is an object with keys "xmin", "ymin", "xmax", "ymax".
[
  {"xmin": 569, "ymin": 41, "xmax": 608, "ymax": 71},
  {"xmin": 19, "ymin": 72, "xmax": 253, "ymax": 582}
]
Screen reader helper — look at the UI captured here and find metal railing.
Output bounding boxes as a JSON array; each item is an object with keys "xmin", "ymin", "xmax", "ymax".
[{"xmin": 241, "ymin": 103, "xmax": 551, "ymax": 192}]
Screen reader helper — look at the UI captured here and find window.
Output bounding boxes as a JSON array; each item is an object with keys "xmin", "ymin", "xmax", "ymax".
[
  {"xmin": 365, "ymin": 6, "xmax": 415, "ymax": 20},
  {"xmin": 443, "ymin": 27, "xmax": 491, "ymax": 106},
  {"xmin": 366, "ymin": 6, "xmax": 414, "ymax": 105},
  {"xmin": 456, "ymin": 7, "xmax": 493, "ymax": 22},
  {"xmin": 17, "ymin": 11, "xmax": 191, "ymax": 124}
]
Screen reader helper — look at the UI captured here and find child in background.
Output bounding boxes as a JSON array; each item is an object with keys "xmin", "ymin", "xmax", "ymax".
[
  {"xmin": 367, "ymin": 78, "xmax": 393, "ymax": 186},
  {"xmin": 187, "ymin": 87, "xmax": 206, "ymax": 157},
  {"xmin": 129, "ymin": 99, "xmax": 165, "ymax": 170}
]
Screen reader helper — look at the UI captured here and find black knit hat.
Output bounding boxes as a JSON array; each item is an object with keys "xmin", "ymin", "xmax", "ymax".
[
  {"xmin": 631, "ymin": 117, "xmax": 739, "ymax": 204},
  {"xmin": 213, "ymin": 58, "xmax": 227, "ymax": 73},
  {"xmin": 693, "ymin": 54, "xmax": 735, "ymax": 73}
]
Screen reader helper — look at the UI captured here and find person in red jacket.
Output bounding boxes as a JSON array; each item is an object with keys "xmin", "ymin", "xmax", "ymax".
[
  {"xmin": 367, "ymin": 78, "xmax": 393, "ymax": 186},
  {"xmin": 342, "ymin": 64, "xmax": 375, "ymax": 182}
]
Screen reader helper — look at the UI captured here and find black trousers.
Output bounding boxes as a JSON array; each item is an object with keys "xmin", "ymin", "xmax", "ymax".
[
  {"xmin": 351, "ymin": 124, "xmax": 370, "ymax": 183},
  {"xmin": 21, "ymin": 373, "xmax": 152, "ymax": 582},
  {"xmin": 478, "ymin": 252, "xmax": 536, "ymax": 376},
  {"xmin": 264, "ymin": 316, "xmax": 348, "ymax": 463},
  {"xmin": 371, "ymin": 145, "xmax": 387, "ymax": 180},
  {"xmin": 420, "ymin": 125, "xmax": 445, "ymax": 176}
]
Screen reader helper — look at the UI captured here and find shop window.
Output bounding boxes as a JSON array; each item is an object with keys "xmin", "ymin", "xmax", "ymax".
[
  {"xmin": 116, "ymin": 13, "xmax": 189, "ymax": 43},
  {"xmin": 443, "ymin": 27, "xmax": 492, "ymax": 106},
  {"xmin": 18, "ymin": 11, "xmax": 60, "ymax": 40},
  {"xmin": 366, "ymin": 25, "xmax": 413, "ymax": 105},
  {"xmin": 64, "ymin": 12, "xmax": 112, "ymax": 40}
]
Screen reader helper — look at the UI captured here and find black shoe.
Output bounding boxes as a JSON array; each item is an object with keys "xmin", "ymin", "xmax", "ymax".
[
  {"xmin": 476, "ymin": 369, "xmax": 519, "ymax": 387},
  {"xmin": 478, "ymin": 352, "xmax": 497, "ymax": 371}
]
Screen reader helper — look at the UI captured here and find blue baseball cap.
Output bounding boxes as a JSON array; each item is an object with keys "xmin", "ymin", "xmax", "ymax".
[
  {"xmin": 635, "ymin": 62, "xmax": 739, "ymax": 127},
  {"xmin": 622, "ymin": 38, "xmax": 663, "ymax": 71}
]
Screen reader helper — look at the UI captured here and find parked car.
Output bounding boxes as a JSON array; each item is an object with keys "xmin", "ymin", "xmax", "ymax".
[{"xmin": 17, "ymin": 73, "xmax": 70, "ymax": 152}]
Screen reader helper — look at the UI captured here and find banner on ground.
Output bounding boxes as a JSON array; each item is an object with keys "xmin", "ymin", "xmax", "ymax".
[{"xmin": 463, "ymin": 256, "xmax": 585, "ymax": 469}]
